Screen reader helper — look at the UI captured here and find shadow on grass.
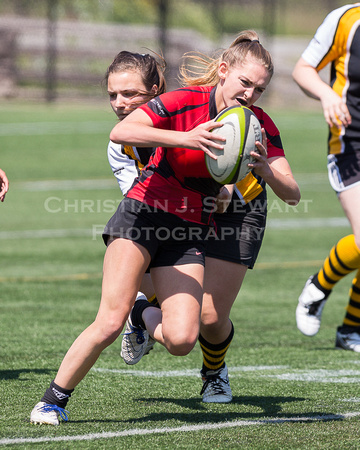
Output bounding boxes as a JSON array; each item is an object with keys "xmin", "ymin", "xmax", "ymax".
[
  {"xmin": 0, "ymin": 369, "xmax": 54, "ymax": 380},
  {"xmin": 116, "ymin": 395, "xmax": 336, "ymax": 425},
  {"xmin": 46, "ymin": 397, "xmax": 347, "ymax": 426}
]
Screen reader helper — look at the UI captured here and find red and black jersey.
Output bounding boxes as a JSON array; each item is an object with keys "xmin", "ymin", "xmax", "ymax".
[
  {"xmin": 126, "ymin": 86, "xmax": 285, "ymax": 224},
  {"xmin": 127, "ymin": 86, "xmax": 221, "ymax": 225}
]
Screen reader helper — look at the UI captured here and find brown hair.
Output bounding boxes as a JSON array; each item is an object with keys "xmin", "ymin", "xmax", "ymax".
[
  {"xmin": 179, "ymin": 30, "xmax": 274, "ymax": 87},
  {"xmin": 103, "ymin": 50, "xmax": 167, "ymax": 96}
]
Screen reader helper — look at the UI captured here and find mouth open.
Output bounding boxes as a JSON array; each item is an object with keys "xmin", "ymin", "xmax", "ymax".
[
  {"xmin": 117, "ymin": 112, "xmax": 128, "ymax": 120},
  {"xmin": 236, "ymin": 98, "xmax": 247, "ymax": 107}
]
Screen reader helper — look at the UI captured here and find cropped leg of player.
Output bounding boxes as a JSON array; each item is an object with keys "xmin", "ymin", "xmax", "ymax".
[
  {"xmin": 335, "ymin": 184, "xmax": 360, "ymax": 351},
  {"xmin": 199, "ymin": 258, "xmax": 247, "ymax": 403},
  {"xmin": 296, "ymin": 234, "xmax": 360, "ymax": 336},
  {"xmin": 30, "ymin": 238, "xmax": 150, "ymax": 425},
  {"xmin": 120, "ymin": 273, "xmax": 159, "ymax": 365},
  {"xmin": 120, "ymin": 263, "xmax": 204, "ymax": 363},
  {"xmin": 296, "ymin": 184, "xmax": 360, "ymax": 350}
]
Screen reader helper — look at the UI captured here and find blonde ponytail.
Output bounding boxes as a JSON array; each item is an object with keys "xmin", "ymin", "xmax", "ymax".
[{"xmin": 179, "ymin": 30, "xmax": 273, "ymax": 87}]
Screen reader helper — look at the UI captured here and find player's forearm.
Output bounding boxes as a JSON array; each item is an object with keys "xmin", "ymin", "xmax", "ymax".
[
  {"xmin": 266, "ymin": 170, "xmax": 301, "ymax": 205},
  {"xmin": 264, "ymin": 158, "xmax": 301, "ymax": 205},
  {"xmin": 110, "ymin": 121, "xmax": 183, "ymax": 148}
]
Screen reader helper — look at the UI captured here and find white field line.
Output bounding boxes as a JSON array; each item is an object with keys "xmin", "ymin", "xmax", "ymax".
[
  {"xmin": 93, "ymin": 366, "xmax": 360, "ymax": 384},
  {"xmin": 0, "ymin": 121, "xmax": 114, "ymax": 136},
  {"xmin": 14, "ymin": 179, "xmax": 116, "ymax": 191},
  {"xmin": 92, "ymin": 366, "xmax": 289, "ymax": 377},
  {"xmin": 0, "ymin": 260, "xmax": 332, "ymax": 282},
  {"xmin": 1, "ymin": 412, "xmax": 359, "ymax": 446},
  {"xmin": 267, "ymin": 217, "xmax": 349, "ymax": 229},
  {"xmin": 264, "ymin": 369, "xmax": 360, "ymax": 383},
  {"xmin": 12, "ymin": 174, "xmax": 329, "ymax": 191},
  {"xmin": 0, "ymin": 217, "xmax": 350, "ymax": 241},
  {"xmin": 0, "ymin": 228, "xmax": 93, "ymax": 239}
]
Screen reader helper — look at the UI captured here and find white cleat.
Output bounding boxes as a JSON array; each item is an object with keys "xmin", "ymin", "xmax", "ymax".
[
  {"xmin": 335, "ymin": 326, "xmax": 360, "ymax": 352},
  {"xmin": 30, "ymin": 401, "xmax": 69, "ymax": 425},
  {"xmin": 121, "ymin": 293, "xmax": 150, "ymax": 365},
  {"xmin": 144, "ymin": 336, "xmax": 156, "ymax": 356},
  {"xmin": 296, "ymin": 276, "xmax": 329, "ymax": 336},
  {"xmin": 200, "ymin": 364, "xmax": 232, "ymax": 403}
]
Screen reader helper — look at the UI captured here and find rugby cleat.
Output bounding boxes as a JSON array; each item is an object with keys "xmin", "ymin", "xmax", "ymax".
[
  {"xmin": 200, "ymin": 364, "xmax": 232, "ymax": 403},
  {"xmin": 296, "ymin": 275, "xmax": 330, "ymax": 336},
  {"xmin": 121, "ymin": 293, "xmax": 150, "ymax": 365},
  {"xmin": 335, "ymin": 326, "xmax": 360, "ymax": 352},
  {"xmin": 30, "ymin": 401, "xmax": 69, "ymax": 425},
  {"xmin": 144, "ymin": 336, "xmax": 156, "ymax": 356}
]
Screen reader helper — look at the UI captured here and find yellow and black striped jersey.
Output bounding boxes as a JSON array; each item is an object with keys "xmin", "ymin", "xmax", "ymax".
[{"xmin": 302, "ymin": 4, "xmax": 360, "ymax": 155}]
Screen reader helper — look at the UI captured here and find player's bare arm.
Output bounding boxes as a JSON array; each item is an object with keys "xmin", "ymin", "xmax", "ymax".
[
  {"xmin": 292, "ymin": 57, "xmax": 351, "ymax": 129},
  {"xmin": 110, "ymin": 109, "xmax": 225, "ymax": 159}
]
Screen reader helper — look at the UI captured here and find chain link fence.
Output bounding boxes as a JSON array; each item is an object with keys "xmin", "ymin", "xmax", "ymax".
[{"xmin": 0, "ymin": 0, "xmax": 345, "ymax": 107}]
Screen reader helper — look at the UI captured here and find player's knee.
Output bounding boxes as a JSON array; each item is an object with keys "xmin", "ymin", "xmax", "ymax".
[
  {"xmin": 165, "ymin": 333, "xmax": 198, "ymax": 356},
  {"xmin": 166, "ymin": 340, "xmax": 196, "ymax": 356},
  {"xmin": 201, "ymin": 312, "xmax": 226, "ymax": 330}
]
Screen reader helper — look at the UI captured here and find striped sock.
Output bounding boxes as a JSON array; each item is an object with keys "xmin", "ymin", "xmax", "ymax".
[
  {"xmin": 315, "ymin": 234, "xmax": 360, "ymax": 291},
  {"xmin": 147, "ymin": 294, "xmax": 159, "ymax": 308},
  {"xmin": 343, "ymin": 269, "xmax": 360, "ymax": 327},
  {"xmin": 199, "ymin": 322, "xmax": 234, "ymax": 373}
]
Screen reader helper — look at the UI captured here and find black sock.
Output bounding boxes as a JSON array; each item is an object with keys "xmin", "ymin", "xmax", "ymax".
[
  {"xmin": 131, "ymin": 299, "xmax": 156, "ymax": 329},
  {"xmin": 41, "ymin": 380, "xmax": 74, "ymax": 409}
]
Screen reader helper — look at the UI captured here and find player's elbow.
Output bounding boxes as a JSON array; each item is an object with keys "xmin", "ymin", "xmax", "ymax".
[
  {"xmin": 109, "ymin": 124, "xmax": 124, "ymax": 144},
  {"xmin": 292, "ymin": 67, "xmax": 299, "ymax": 84},
  {"xmin": 284, "ymin": 188, "xmax": 301, "ymax": 206}
]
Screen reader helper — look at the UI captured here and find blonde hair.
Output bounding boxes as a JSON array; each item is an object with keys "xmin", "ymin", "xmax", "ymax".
[{"xmin": 179, "ymin": 30, "xmax": 274, "ymax": 87}]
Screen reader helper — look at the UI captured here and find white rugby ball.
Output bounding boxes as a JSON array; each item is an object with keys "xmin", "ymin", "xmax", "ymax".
[{"xmin": 205, "ymin": 106, "xmax": 262, "ymax": 184}]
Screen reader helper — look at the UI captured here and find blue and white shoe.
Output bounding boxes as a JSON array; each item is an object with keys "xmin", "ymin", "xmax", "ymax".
[
  {"xmin": 30, "ymin": 401, "xmax": 69, "ymax": 425},
  {"xmin": 121, "ymin": 293, "xmax": 151, "ymax": 365}
]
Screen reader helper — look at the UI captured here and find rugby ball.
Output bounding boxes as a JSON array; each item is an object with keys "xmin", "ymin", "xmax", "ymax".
[{"xmin": 205, "ymin": 106, "xmax": 262, "ymax": 184}]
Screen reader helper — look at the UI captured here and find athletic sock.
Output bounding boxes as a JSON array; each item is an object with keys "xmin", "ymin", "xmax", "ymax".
[
  {"xmin": 41, "ymin": 380, "xmax": 74, "ymax": 408},
  {"xmin": 312, "ymin": 274, "xmax": 331, "ymax": 297},
  {"xmin": 199, "ymin": 322, "xmax": 234, "ymax": 373},
  {"xmin": 343, "ymin": 269, "xmax": 360, "ymax": 327},
  {"xmin": 131, "ymin": 299, "xmax": 155, "ymax": 329},
  {"xmin": 315, "ymin": 234, "xmax": 360, "ymax": 291},
  {"xmin": 147, "ymin": 294, "xmax": 160, "ymax": 308}
]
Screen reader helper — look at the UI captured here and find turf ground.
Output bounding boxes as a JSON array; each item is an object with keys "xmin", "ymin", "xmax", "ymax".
[{"xmin": 0, "ymin": 101, "xmax": 359, "ymax": 448}]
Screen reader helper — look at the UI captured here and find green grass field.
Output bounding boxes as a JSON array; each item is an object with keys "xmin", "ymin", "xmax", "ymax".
[{"xmin": 0, "ymin": 101, "xmax": 359, "ymax": 449}]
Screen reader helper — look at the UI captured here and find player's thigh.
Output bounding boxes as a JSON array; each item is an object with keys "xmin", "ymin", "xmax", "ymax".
[
  {"xmin": 203, "ymin": 256, "xmax": 247, "ymax": 320},
  {"xmin": 98, "ymin": 238, "xmax": 151, "ymax": 321},
  {"xmin": 151, "ymin": 263, "xmax": 204, "ymax": 341},
  {"xmin": 339, "ymin": 183, "xmax": 360, "ymax": 245}
]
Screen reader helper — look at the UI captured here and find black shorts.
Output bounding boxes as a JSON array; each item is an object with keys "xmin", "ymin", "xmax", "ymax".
[
  {"xmin": 103, "ymin": 197, "xmax": 208, "ymax": 268},
  {"xmin": 328, "ymin": 152, "xmax": 360, "ymax": 193},
  {"xmin": 205, "ymin": 192, "xmax": 267, "ymax": 268}
]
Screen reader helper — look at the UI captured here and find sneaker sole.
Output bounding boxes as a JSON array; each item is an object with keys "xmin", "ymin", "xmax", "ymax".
[{"xmin": 202, "ymin": 396, "xmax": 232, "ymax": 403}]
